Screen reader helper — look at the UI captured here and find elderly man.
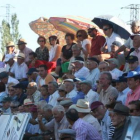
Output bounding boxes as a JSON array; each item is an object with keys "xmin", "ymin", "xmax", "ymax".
[
  {"xmin": 17, "ymin": 38, "xmax": 32, "ymax": 63},
  {"xmin": 11, "ymin": 53, "xmax": 28, "ymax": 81},
  {"xmin": 38, "ymin": 65, "xmax": 56, "ymax": 87},
  {"xmin": 91, "ymin": 101, "xmax": 115, "ymax": 140},
  {"xmin": 106, "ymin": 58, "xmax": 123, "ymax": 79},
  {"xmin": 86, "ymin": 57, "xmax": 100, "ymax": 87},
  {"xmin": 115, "ymin": 76, "xmax": 130, "ymax": 104},
  {"xmin": 98, "ymin": 61, "xmax": 109, "ymax": 72},
  {"xmin": 38, "ymin": 105, "xmax": 69, "ymax": 140},
  {"xmin": 70, "ymin": 99, "xmax": 101, "ymax": 133},
  {"xmin": 125, "ymin": 71, "xmax": 140, "ymax": 106},
  {"xmin": 126, "ymin": 55, "xmax": 140, "ymax": 72},
  {"xmin": 99, "ymin": 71, "xmax": 118, "ymax": 105},
  {"xmin": 27, "ymin": 82, "xmax": 41, "ymax": 105},
  {"xmin": 48, "ymin": 81, "xmax": 60, "ymax": 107},
  {"xmin": 88, "ymin": 27, "xmax": 106, "ymax": 56},
  {"xmin": 130, "ymin": 34, "xmax": 140, "ymax": 65},
  {"xmin": 80, "ymin": 80, "xmax": 99, "ymax": 105},
  {"xmin": 109, "ymin": 103, "xmax": 129, "ymax": 140},
  {"xmin": 66, "ymin": 108, "xmax": 102, "ymax": 140}
]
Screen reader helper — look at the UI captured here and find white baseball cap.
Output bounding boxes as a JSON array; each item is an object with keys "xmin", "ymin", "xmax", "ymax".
[{"xmin": 4, "ymin": 54, "xmax": 14, "ymax": 62}]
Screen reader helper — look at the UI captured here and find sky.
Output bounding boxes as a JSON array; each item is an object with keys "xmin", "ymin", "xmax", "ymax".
[{"xmin": 0, "ymin": 0, "xmax": 140, "ymax": 51}]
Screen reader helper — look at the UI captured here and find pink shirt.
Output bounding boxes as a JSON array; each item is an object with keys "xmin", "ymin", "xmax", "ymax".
[
  {"xmin": 130, "ymin": 47, "xmax": 140, "ymax": 65},
  {"xmin": 125, "ymin": 85, "xmax": 140, "ymax": 106}
]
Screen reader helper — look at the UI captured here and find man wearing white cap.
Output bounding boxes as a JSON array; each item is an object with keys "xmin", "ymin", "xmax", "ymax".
[{"xmin": 11, "ymin": 53, "xmax": 28, "ymax": 81}]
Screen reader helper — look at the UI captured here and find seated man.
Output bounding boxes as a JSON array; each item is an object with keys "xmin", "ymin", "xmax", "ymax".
[
  {"xmin": 98, "ymin": 61, "xmax": 109, "ymax": 72},
  {"xmin": 80, "ymin": 80, "xmax": 99, "ymax": 105},
  {"xmin": 66, "ymin": 108, "xmax": 102, "ymax": 140},
  {"xmin": 11, "ymin": 53, "xmax": 28, "ymax": 81},
  {"xmin": 70, "ymin": 99, "xmax": 101, "ymax": 133},
  {"xmin": 1, "ymin": 97, "xmax": 12, "ymax": 113},
  {"xmin": 38, "ymin": 65, "xmax": 56, "ymax": 87},
  {"xmin": 38, "ymin": 105, "xmax": 69, "ymax": 140}
]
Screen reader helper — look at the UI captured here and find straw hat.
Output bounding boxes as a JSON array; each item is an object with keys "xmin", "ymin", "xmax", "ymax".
[
  {"xmin": 24, "ymin": 99, "xmax": 34, "ymax": 106},
  {"xmin": 69, "ymin": 99, "xmax": 91, "ymax": 113},
  {"xmin": 17, "ymin": 38, "xmax": 27, "ymax": 45},
  {"xmin": 17, "ymin": 53, "xmax": 25, "ymax": 59},
  {"xmin": 6, "ymin": 41, "xmax": 15, "ymax": 47}
]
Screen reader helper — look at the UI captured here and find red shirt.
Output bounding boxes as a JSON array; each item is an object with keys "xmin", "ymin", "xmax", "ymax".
[
  {"xmin": 28, "ymin": 60, "xmax": 44, "ymax": 69},
  {"xmin": 89, "ymin": 33, "xmax": 106, "ymax": 56}
]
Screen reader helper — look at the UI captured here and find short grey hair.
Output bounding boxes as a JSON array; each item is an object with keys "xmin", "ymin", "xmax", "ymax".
[
  {"xmin": 43, "ymin": 104, "xmax": 53, "ymax": 112},
  {"xmin": 52, "ymin": 105, "xmax": 65, "ymax": 113},
  {"xmin": 72, "ymin": 44, "xmax": 81, "ymax": 50},
  {"xmin": 132, "ymin": 20, "xmax": 140, "ymax": 27},
  {"xmin": 37, "ymin": 100, "xmax": 47, "ymax": 109},
  {"xmin": 48, "ymin": 81, "xmax": 58, "ymax": 89},
  {"xmin": 99, "ymin": 61, "xmax": 109, "ymax": 66},
  {"xmin": 100, "ymin": 71, "xmax": 112, "ymax": 83}
]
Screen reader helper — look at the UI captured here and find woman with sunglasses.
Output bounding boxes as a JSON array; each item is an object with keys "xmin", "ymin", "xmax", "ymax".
[
  {"xmin": 35, "ymin": 36, "xmax": 49, "ymax": 61},
  {"xmin": 76, "ymin": 30, "xmax": 91, "ymax": 59},
  {"xmin": 49, "ymin": 35, "xmax": 61, "ymax": 62}
]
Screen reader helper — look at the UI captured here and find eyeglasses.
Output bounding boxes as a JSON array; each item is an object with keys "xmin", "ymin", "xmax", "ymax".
[
  {"xmin": 39, "ymin": 40, "xmax": 44, "ymax": 42},
  {"xmin": 103, "ymin": 28, "xmax": 110, "ymax": 31},
  {"xmin": 129, "ymin": 109, "xmax": 138, "ymax": 113},
  {"xmin": 77, "ymin": 35, "xmax": 82, "ymax": 38}
]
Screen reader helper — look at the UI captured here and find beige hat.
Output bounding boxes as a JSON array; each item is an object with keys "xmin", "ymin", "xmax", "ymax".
[
  {"xmin": 24, "ymin": 99, "xmax": 34, "ymax": 106},
  {"xmin": 17, "ymin": 38, "xmax": 27, "ymax": 45},
  {"xmin": 17, "ymin": 53, "xmax": 25, "ymax": 59},
  {"xmin": 69, "ymin": 99, "xmax": 91, "ymax": 113},
  {"xmin": 6, "ymin": 41, "xmax": 15, "ymax": 47},
  {"xmin": 105, "ymin": 58, "xmax": 119, "ymax": 67},
  {"xmin": 64, "ymin": 79, "xmax": 74, "ymax": 83},
  {"xmin": 58, "ymin": 84, "xmax": 66, "ymax": 91},
  {"xmin": 60, "ymin": 100, "xmax": 73, "ymax": 106}
]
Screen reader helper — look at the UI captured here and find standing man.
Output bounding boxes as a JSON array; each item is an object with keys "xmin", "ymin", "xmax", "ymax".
[
  {"xmin": 88, "ymin": 27, "xmax": 106, "ymax": 56},
  {"xmin": 17, "ymin": 38, "xmax": 32, "ymax": 63}
]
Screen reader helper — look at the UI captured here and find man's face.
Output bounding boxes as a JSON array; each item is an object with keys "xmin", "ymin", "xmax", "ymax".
[
  {"xmin": 64, "ymin": 82, "xmax": 74, "ymax": 93},
  {"xmin": 127, "ymin": 78, "xmax": 139, "ymax": 90},
  {"xmin": 87, "ymin": 60, "xmax": 97, "ymax": 70},
  {"xmin": 129, "ymin": 61, "xmax": 138, "ymax": 71},
  {"xmin": 98, "ymin": 63, "xmax": 108, "ymax": 72},
  {"xmin": 72, "ymin": 61, "xmax": 83, "ymax": 71},
  {"xmin": 1, "ymin": 77, "xmax": 8, "ymax": 84},
  {"xmin": 108, "ymin": 61, "xmax": 116, "ymax": 71},
  {"xmin": 80, "ymin": 84, "xmax": 90, "ymax": 94},
  {"xmin": 131, "ymin": 24, "xmax": 140, "ymax": 34},
  {"xmin": 52, "ymin": 109, "xmax": 64, "ymax": 122},
  {"xmin": 17, "ymin": 58, "xmax": 24, "ymax": 65},
  {"xmin": 128, "ymin": 104, "xmax": 140, "ymax": 116},
  {"xmin": 116, "ymin": 82, "xmax": 126, "ymax": 92},
  {"xmin": 65, "ymin": 36, "xmax": 73, "ymax": 45},
  {"xmin": 18, "ymin": 44, "xmax": 25, "ymax": 51},
  {"xmin": 133, "ymin": 35, "xmax": 140, "ymax": 49},
  {"xmin": 88, "ymin": 29, "xmax": 97, "ymax": 37},
  {"xmin": 3, "ymin": 102, "xmax": 11, "ymax": 109},
  {"xmin": 103, "ymin": 25, "xmax": 112, "ymax": 36},
  {"xmin": 99, "ymin": 74, "xmax": 110, "ymax": 87},
  {"xmin": 14, "ymin": 88, "xmax": 22, "ymax": 95},
  {"xmin": 38, "ymin": 67, "xmax": 47, "ymax": 78},
  {"xmin": 48, "ymin": 84, "xmax": 56, "ymax": 94},
  {"xmin": 109, "ymin": 112, "xmax": 125, "ymax": 127},
  {"xmin": 72, "ymin": 49, "xmax": 81, "ymax": 57},
  {"xmin": 27, "ymin": 85, "xmax": 36, "ymax": 95},
  {"xmin": 29, "ymin": 55, "xmax": 35, "ymax": 62},
  {"xmin": 24, "ymin": 104, "xmax": 33, "ymax": 112},
  {"xmin": 111, "ymin": 45, "xmax": 119, "ymax": 53},
  {"xmin": 91, "ymin": 105, "xmax": 105, "ymax": 120}
]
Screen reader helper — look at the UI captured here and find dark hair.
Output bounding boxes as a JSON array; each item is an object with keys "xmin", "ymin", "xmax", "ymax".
[
  {"xmin": 41, "ymin": 85, "xmax": 48, "ymax": 91},
  {"xmin": 65, "ymin": 33, "xmax": 75, "ymax": 40},
  {"xmin": 129, "ymin": 100, "xmax": 140, "ymax": 110},
  {"xmin": 76, "ymin": 30, "xmax": 88, "ymax": 39},
  {"xmin": 49, "ymin": 35, "xmax": 59, "ymax": 45},
  {"xmin": 133, "ymin": 76, "xmax": 140, "ymax": 81},
  {"xmin": 66, "ymin": 108, "xmax": 79, "ymax": 122},
  {"xmin": 39, "ymin": 65, "xmax": 47, "ymax": 70},
  {"xmin": 29, "ymin": 52, "xmax": 37, "ymax": 58},
  {"xmin": 37, "ymin": 36, "xmax": 46, "ymax": 44},
  {"xmin": 103, "ymin": 23, "xmax": 114, "ymax": 31},
  {"xmin": 0, "ymin": 82, "xmax": 6, "ymax": 92}
]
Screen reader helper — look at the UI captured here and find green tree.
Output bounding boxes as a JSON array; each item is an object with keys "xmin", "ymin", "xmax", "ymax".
[{"xmin": 0, "ymin": 13, "xmax": 21, "ymax": 54}]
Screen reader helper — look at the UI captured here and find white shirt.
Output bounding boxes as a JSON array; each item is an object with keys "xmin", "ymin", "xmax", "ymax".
[
  {"xmin": 82, "ymin": 114, "xmax": 101, "ymax": 133},
  {"xmin": 11, "ymin": 62, "xmax": 28, "ymax": 80},
  {"xmin": 81, "ymin": 39, "xmax": 91, "ymax": 50},
  {"xmin": 74, "ymin": 66, "xmax": 90, "ymax": 79},
  {"xmin": 48, "ymin": 90, "xmax": 60, "ymax": 107},
  {"xmin": 110, "ymin": 68, "xmax": 123, "ymax": 79},
  {"xmin": 86, "ymin": 68, "xmax": 100, "ymax": 87},
  {"xmin": 106, "ymin": 32, "xmax": 123, "ymax": 52},
  {"xmin": 124, "ymin": 37, "xmax": 133, "ymax": 49},
  {"xmin": 117, "ymin": 87, "xmax": 130, "ymax": 105},
  {"xmin": 32, "ymin": 90, "xmax": 41, "ymax": 105},
  {"xmin": 66, "ymin": 89, "xmax": 77, "ymax": 98},
  {"xmin": 49, "ymin": 44, "xmax": 58, "ymax": 61},
  {"xmin": 84, "ymin": 89, "xmax": 99, "ymax": 105},
  {"xmin": 5, "ymin": 61, "xmax": 17, "ymax": 72}
]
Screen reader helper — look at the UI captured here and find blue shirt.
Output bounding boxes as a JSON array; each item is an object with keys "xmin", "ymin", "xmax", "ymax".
[
  {"xmin": 134, "ymin": 66, "xmax": 140, "ymax": 72},
  {"xmin": 40, "ymin": 96, "xmax": 50, "ymax": 103},
  {"xmin": 71, "ymin": 91, "xmax": 85, "ymax": 104}
]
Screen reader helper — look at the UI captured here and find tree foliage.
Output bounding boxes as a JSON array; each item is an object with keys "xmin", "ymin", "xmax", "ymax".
[{"xmin": 0, "ymin": 13, "xmax": 21, "ymax": 54}]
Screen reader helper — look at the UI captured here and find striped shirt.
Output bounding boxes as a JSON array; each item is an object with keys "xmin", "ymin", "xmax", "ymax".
[{"xmin": 72, "ymin": 118, "xmax": 102, "ymax": 140}]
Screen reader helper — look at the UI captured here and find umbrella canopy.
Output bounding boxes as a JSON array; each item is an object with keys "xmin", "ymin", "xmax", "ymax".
[
  {"xmin": 92, "ymin": 15, "xmax": 132, "ymax": 40},
  {"xmin": 49, "ymin": 16, "xmax": 101, "ymax": 34},
  {"xmin": 29, "ymin": 17, "xmax": 65, "ymax": 47}
]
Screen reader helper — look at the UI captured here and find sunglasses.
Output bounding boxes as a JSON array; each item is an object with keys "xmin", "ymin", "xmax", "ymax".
[
  {"xmin": 77, "ymin": 35, "xmax": 82, "ymax": 38},
  {"xmin": 39, "ymin": 40, "xmax": 44, "ymax": 42},
  {"xmin": 103, "ymin": 28, "xmax": 110, "ymax": 31},
  {"xmin": 129, "ymin": 109, "xmax": 138, "ymax": 113}
]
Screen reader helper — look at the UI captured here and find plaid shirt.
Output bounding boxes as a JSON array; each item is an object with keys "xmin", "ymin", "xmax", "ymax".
[{"xmin": 72, "ymin": 118, "xmax": 102, "ymax": 140}]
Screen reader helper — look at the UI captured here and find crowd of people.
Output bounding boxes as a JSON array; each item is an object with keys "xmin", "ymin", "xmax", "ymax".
[{"xmin": 0, "ymin": 19, "xmax": 140, "ymax": 140}]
